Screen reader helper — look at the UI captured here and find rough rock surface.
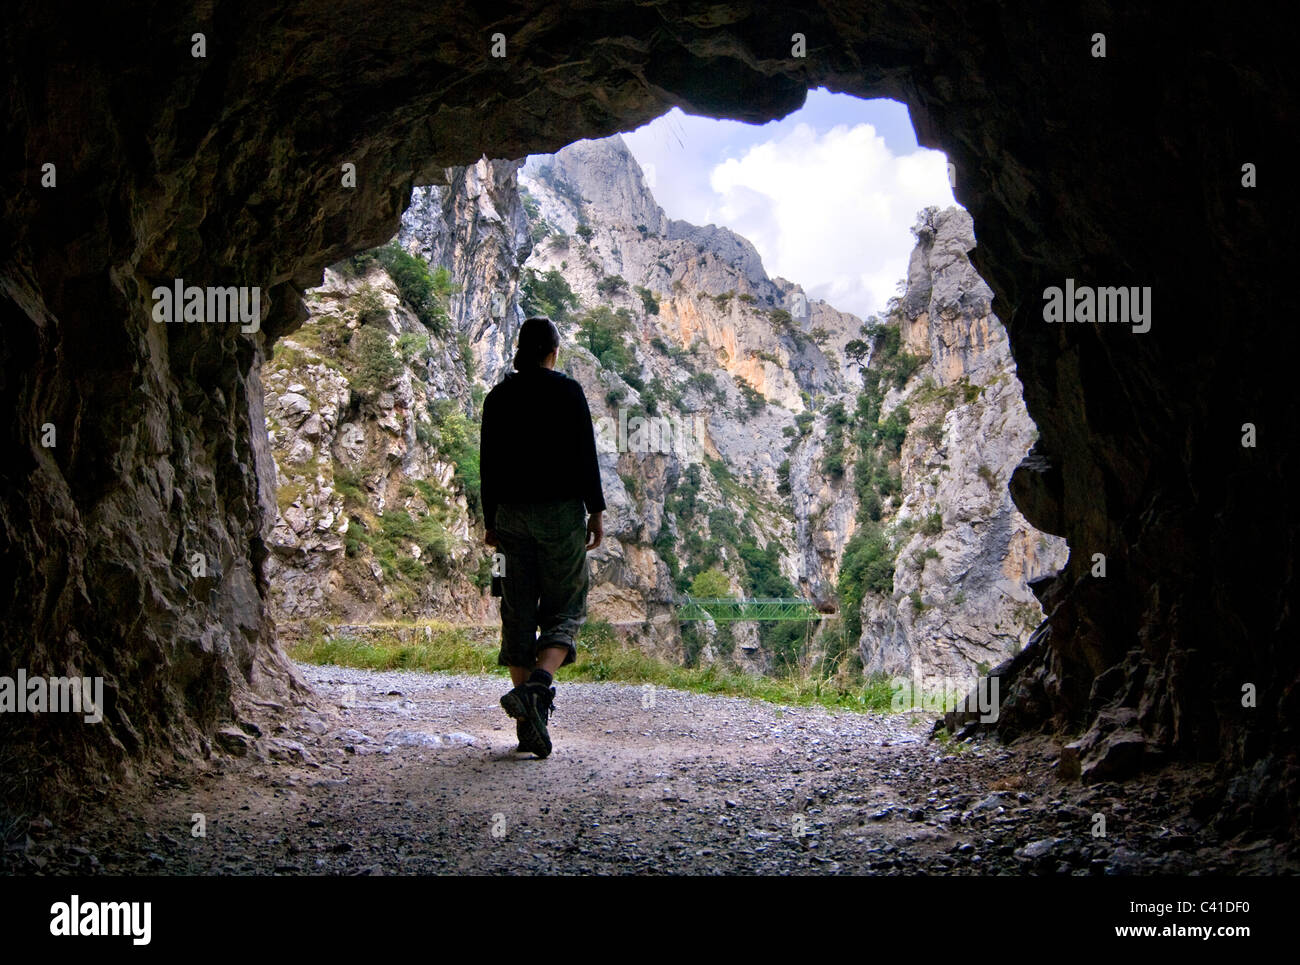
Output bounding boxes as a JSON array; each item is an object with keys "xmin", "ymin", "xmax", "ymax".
[
  {"xmin": 513, "ymin": 141, "xmax": 1058, "ymax": 678},
  {"xmin": 859, "ymin": 207, "xmax": 1069, "ymax": 681},
  {"xmin": 267, "ymin": 141, "xmax": 1054, "ymax": 686},
  {"xmin": 263, "ymin": 262, "xmax": 492, "ymax": 626},
  {"xmin": 519, "ymin": 135, "xmax": 851, "ymax": 666},
  {"xmin": 1, "ymin": 3, "xmax": 1293, "ymax": 838},
  {"xmin": 399, "ymin": 159, "xmax": 533, "ymax": 387}
]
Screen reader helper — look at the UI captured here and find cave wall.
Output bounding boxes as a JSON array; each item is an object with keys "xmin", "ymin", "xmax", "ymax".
[{"xmin": 1, "ymin": 2, "xmax": 1294, "ymax": 825}]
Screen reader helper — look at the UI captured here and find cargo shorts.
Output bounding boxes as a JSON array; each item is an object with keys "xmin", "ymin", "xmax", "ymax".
[{"xmin": 493, "ymin": 497, "xmax": 589, "ymax": 668}]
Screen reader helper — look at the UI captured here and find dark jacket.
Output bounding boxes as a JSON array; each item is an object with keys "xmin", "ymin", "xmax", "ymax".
[{"xmin": 479, "ymin": 367, "xmax": 606, "ymax": 530}]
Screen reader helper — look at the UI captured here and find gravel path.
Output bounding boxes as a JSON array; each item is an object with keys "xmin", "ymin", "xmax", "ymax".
[{"xmin": 9, "ymin": 664, "xmax": 1294, "ymax": 875}]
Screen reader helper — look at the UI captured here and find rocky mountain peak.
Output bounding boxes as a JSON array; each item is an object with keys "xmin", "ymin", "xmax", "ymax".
[
  {"xmin": 856, "ymin": 206, "xmax": 1068, "ymax": 682},
  {"xmin": 522, "ymin": 135, "xmax": 666, "ymax": 237}
]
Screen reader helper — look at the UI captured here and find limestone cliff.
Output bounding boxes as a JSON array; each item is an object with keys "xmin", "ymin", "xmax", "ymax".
[
  {"xmin": 398, "ymin": 159, "xmax": 533, "ymax": 386},
  {"xmin": 518, "ymin": 136, "xmax": 858, "ymax": 669},
  {"xmin": 264, "ymin": 258, "xmax": 493, "ymax": 627},
  {"xmin": 265, "ymin": 136, "xmax": 865, "ymax": 672},
  {"xmin": 265, "ymin": 160, "xmax": 532, "ymax": 632},
  {"xmin": 855, "ymin": 207, "xmax": 1069, "ymax": 682}
]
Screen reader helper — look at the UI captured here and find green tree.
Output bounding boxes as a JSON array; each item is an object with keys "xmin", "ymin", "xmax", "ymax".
[
  {"xmin": 373, "ymin": 242, "xmax": 454, "ymax": 335},
  {"xmin": 878, "ymin": 405, "xmax": 910, "ymax": 454},
  {"xmin": 739, "ymin": 539, "xmax": 795, "ymax": 598},
  {"xmin": 844, "ymin": 338, "xmax": 870, "ymax": 367},
  {"xmin": 689, "ymin": 568, "xmax": 732, "ymax": 598},
  {"xmin": 350, "ymin": 327, "xmax": 402, "ymax": 399},
  {"xmin": 596, "ymin": 274, "xmax": 627, "ymax": 296},
  {"xmin": 427, "ymin": 398, "xmax": 482, "ymax": 521},
  {"xmin": 577, "ymin": 305, "xmax": 634, "ymax": 373},
  {"xmin": 737, "ymin": 381, "xmax": 766, "ymax": 421},
  {"xmin": 521, "ymin": 267, "xmax": 578, "ymax": 322},
  {"xmin": 635, "ymin": 286, "xmax": 660, "ymax": 315},
  {"xmin": 351, "ymin": 284, "xmax": 386, "ymax": 324},
  {"xmin": 837, "ymin": 523, "xmax": 894, "ymax": 642},
  {"xmin": 769, "ymin": 308, "xmax": 793, "ymax": 334}
]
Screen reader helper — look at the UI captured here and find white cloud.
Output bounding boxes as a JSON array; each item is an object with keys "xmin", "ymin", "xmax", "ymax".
[{"xmin": 706, "ymin": 122, "xmax": 954, "ymax": 318}]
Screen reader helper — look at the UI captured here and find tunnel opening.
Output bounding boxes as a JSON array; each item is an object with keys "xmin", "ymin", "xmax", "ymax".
[
  {"xmin": 1, "ymin": 5, "xmax": 1294, "ymax": 858},
  {"xmin": 263, "ymin": 90, "xmax": 1070, "ymax": 740}
]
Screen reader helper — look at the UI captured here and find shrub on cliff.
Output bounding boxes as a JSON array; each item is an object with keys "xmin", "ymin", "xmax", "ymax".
[
  {"xmin": 577, "ymin": 305, "xmax": 634, "ymax": 374},
  {"xmin": 635, "ymin": 286, "xmax": 659, "ymax": 315},
  {"xmin": 350, "ymin": 326, "xmax": 401, "ymax": 399},
  {"xmin": 373, "ymin": 242, "xmax": 454, "ymax": 335},
  {"xmin": 521, "ymin": 267, "xmax": 578, "ymax": 322},
  {"xmin": 689, "ymin": 568, "xmax": 732, "ymax": 598},
  {"xmin": 837, "ymin": 523, "xmax": 894, "ymax": 642}
]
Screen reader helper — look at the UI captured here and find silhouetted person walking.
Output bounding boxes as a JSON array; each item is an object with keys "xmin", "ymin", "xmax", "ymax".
[{"xmin": 480, "ymin": 316, "xmax": 605, "ymax": 757}]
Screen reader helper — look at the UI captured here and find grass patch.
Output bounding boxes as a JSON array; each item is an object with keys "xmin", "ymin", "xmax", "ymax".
[
  {"xmin": 288, "ymin": 620, "xmax": 911, "ymax": 715},
  {"xmin": 289, "ymin": 625, "xmax": 506, "ymax": 676},
  {"xmin": 277, "ymin": 480, "xmax": 308, "ymax": 513},
  {"xmin": 920, "ymin": 509, "xmax": 944, "ymax": 536},
  {"xmin": 334, "ymin": 466, "xmax": 366, "ymax": 505},
  {"xmin": 269, "ymin": 341, "xmax": 344, "ymax": 375}
]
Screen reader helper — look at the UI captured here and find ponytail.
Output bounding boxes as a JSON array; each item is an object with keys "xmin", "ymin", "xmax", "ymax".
[{"xmin": 513, "ymin": 316, "xmax": 560, "ymax": 370}]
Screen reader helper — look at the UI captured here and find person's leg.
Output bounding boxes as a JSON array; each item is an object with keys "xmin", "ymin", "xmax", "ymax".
[
  {"xmin": 503, "ymin": 644, "xmax": 566, "ymax": 759},
  {"xmin": 508, "ymin": 664, "xmax": 530, "ymax": 751},
  {"xmin": 505, "ymin": 501, "xmax": 588, "ymax": 758},
  {"xmin": 495, "ymin": 505, "xmax": 556, "ymax": 754},
  {"xmin": 495, "ymin": 506, "xmax": 543, "ymax": 725},
  {"xmin": 533, "ymin": 644, "xmax": 569, "ymax": 675},
  {"xmin": 534, "ymin": 499, "xmax": 590, "ymax": 670},
  {"xmin": 502, "ymin": 500, "xmax": 588, "ymax": 758}
]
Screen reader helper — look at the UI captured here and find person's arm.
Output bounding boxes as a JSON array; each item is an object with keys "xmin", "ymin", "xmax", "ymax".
[
  {"xmin": 479, "ymin": 390, "xmax": 499, "ymax": 544},
  {"xmin": 571, "ymin": 381, "xmax": 606, "ymax": 549}
]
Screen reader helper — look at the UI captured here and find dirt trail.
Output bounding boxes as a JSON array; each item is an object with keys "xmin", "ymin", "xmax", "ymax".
[{"xmin": 10, "ymin": 664, "xmax": 1293, "ymax": 875}]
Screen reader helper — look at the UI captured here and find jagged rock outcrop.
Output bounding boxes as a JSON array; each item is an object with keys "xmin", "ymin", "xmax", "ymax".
[
  {"xmin": 858, "ymin": 207, "xmax": 1069, "ymax": 681},
  {"xmin": 398, "ymin": 159, "xmax": 532, "ymax": 385},
  {"xmin": 263, "ymin": 261, "xmax": 492, "ymax": 626},
  {"xmin": 2, "ymin": 3, "xmax": 1293, "ymax": 836}
]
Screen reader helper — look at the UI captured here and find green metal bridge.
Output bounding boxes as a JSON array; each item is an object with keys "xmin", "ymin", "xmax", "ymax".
[{"xmin": 675, "ymin": 596, "xmax": 825, "ymax": 622}]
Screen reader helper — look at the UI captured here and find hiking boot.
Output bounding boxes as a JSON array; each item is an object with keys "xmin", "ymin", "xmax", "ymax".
[
  {"xmin": 514, "ymin": 717, "xmax": 547, "ymax": 755},
  {"xmin": 515, "ymin": 718, "xmax": 533, "ymax": 754},
  {"xmin": 501, "ymin": 682, "xmax": 554, "ymax": 758},
  {"xmin": 500, "ymin": 682, "xmax": 532, "ymax": 723}
]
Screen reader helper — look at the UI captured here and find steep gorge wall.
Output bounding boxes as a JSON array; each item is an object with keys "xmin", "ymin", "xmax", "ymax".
[
  {"xmin": 263, "ymin": 157, "xmax": 536, "ymax": 633},
  {"xmin": 519, "ymin": 137, "xmax": 854, "ymax": 643},
  {"xmin": 857, "ymin": 207, "xmax": 1069, "ymax": 682},
  {"xmin": 516, "ymin": 141, "xmax": 1062, "ymax": 679},
  {"xmin": 264, "ymin": 261, "xmax": 493, "ymax": 627},
  {"xmin": 2, "ymin": 3, "xmax": 1293, "ymax": 830},
  {"xmin": 267, "ymin": 142, "xmax": 1047, "ymax": 683},
  {"xmin": 399, "ymin": 159, "xmax": 532, "ymax": 386}
]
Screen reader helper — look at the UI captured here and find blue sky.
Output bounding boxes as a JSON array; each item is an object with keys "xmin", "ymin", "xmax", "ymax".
[{"xmin": 619, "ymin": 89, "xmax": 956, "ymax": 318}]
